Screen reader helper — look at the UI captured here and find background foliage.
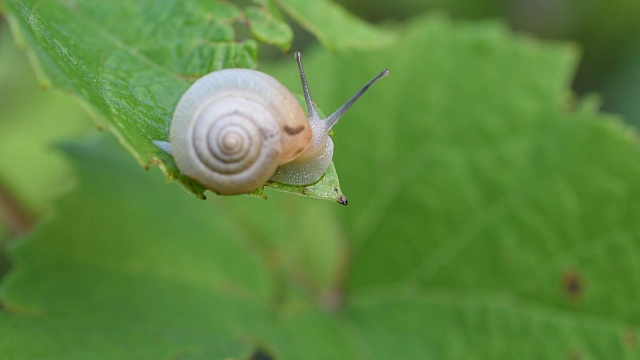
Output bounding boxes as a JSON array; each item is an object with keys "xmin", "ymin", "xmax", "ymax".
[{"xmin": 1, "ymin": 0, "xmax": 640, "ymax": 359}]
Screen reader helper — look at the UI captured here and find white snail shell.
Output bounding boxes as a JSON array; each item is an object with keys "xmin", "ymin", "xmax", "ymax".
[{"xmin": 165, "ymin": 52, "xmax": 389, "ymax": 195}]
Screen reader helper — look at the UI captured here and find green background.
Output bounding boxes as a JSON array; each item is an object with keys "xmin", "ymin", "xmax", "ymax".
[{"xmin": 1, "ymin": 0, "xmax": 640, "ymax": 359}]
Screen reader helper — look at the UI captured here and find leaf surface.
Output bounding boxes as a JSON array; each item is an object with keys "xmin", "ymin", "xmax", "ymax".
[
  {"xmin": 276, "ymin": 0, "xmax": 396, "ymax": 51},
  {"xmin": 0, "ymin": 137, "xmax": 270, "ymax": 359},
  {"xmin": 2, "ymin": 13, "xmax": 640, "ymax": 360},
  {"xmin": 0, "ymin": 22, "xmax": 89, "ymax": 215},
  {"xmin": 4, "ymin": 0, "xmax": 367, "ymax": 202},
  {"xmin": 260, "ymin": 14, "xmax": 640, "ymax": 359}
]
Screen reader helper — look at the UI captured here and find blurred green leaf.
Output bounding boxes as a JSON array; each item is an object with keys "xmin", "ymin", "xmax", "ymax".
[
  {"xmin": 245, "ymin": 6, "xmax": 293, "ymax": 51},
  {"xmin": 603, "ymin": 39, "xmax": 640, "ymax": 127},
  {"xmin": 263, "ymin": 14, "xmax": 640, "ymax": 358},
  {"xmin": 0, "ymin": 136, "xmax": 271, "ymax": 359},
  {"xmin": 0, "ymin": 21, "xmax": 89, "ymax": 216},
  {"xmin": 276, "ymin": 0, "xmax": 396, "ymax": 51},
  {"xmin": 3, "ymin": 0, "xmax": 359, "ymax": 202},
  {"xmin": 3, "ymin": 12, "xmax": 640, "ymax": 360}
]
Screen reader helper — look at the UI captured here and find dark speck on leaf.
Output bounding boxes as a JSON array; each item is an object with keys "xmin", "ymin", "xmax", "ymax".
[
  {"xmin": 338, "ymin": 196, "xmax": 348, "ymax": 206},
  {"xmin": 563, "ymin": 270, "xmax": 582, "ymax": 300},
  {"xmin": 566, "ymin": 350, "xmax": 582, "ymax": 360},
  {"xmin": 625, "ymin": 329, "xmax": 637, "ymax": 349},
  {"xmin": 170, "ymin": 349, "xmax": 195, "ymax": 360},
  {"xmin": 248, "ymin": 349, "xmax": 275, "ymax": 360}
]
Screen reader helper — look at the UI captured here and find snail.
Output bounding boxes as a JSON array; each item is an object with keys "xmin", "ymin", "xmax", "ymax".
[{"xmin": 153, "ymin": 52, "xmax": 389, "ymax": 195}]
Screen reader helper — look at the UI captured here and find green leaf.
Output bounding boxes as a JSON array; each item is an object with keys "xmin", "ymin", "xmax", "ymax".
[
  {"xmin": 0, "ymin": 21, "xmax": 89, "ymax": 216},
  {"xmin": 245, "ymin": 6, "xmax": 293, "ymax": 51},
  {"xmin": 4, "ymin": 0, "xmax": 255, "ymax": 199},
  {"xmin": 267, "ymin": 163, "xmax": 348, "ymax": 205},
  {"xmin": 276, "ymin": 0, "xmax": 396, "ymax": 51},
  {"xmin": 4, "ymin": 12, "xmax": 640, "ymax": 360},
  {"xmin": 0, "ymin": 136, "xmax": 271, "ymax": 359},
  {"xmin": 261, "ymin": 14, "xmax": 640, "ymax": 358},
  {"xmin": 3, "ymin": 0, "xmax": 347, "ymax": 203}
]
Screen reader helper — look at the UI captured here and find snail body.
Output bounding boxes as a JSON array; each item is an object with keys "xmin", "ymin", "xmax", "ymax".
[{"xmin": 158, "ymin": 52, "xmax": 388, "ymax": 195}]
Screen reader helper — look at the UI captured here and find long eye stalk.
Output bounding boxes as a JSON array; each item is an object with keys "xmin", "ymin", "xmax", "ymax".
[
  {"xmin": 294, "ymin": 52, "xmax": 389, "ymax": 129},
  {"xmin": 295, "ymin": 52, "xmax": 320, "ymax": 121},
  {"xmin": 324, "ymin": 68, "xmax": 389, "ymax": 129}
]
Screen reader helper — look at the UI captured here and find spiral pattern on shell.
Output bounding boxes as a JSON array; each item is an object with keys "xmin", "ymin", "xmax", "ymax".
[{"xmin": 170, "ymin": 69, "xmax": 310, "ymax": 195}]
